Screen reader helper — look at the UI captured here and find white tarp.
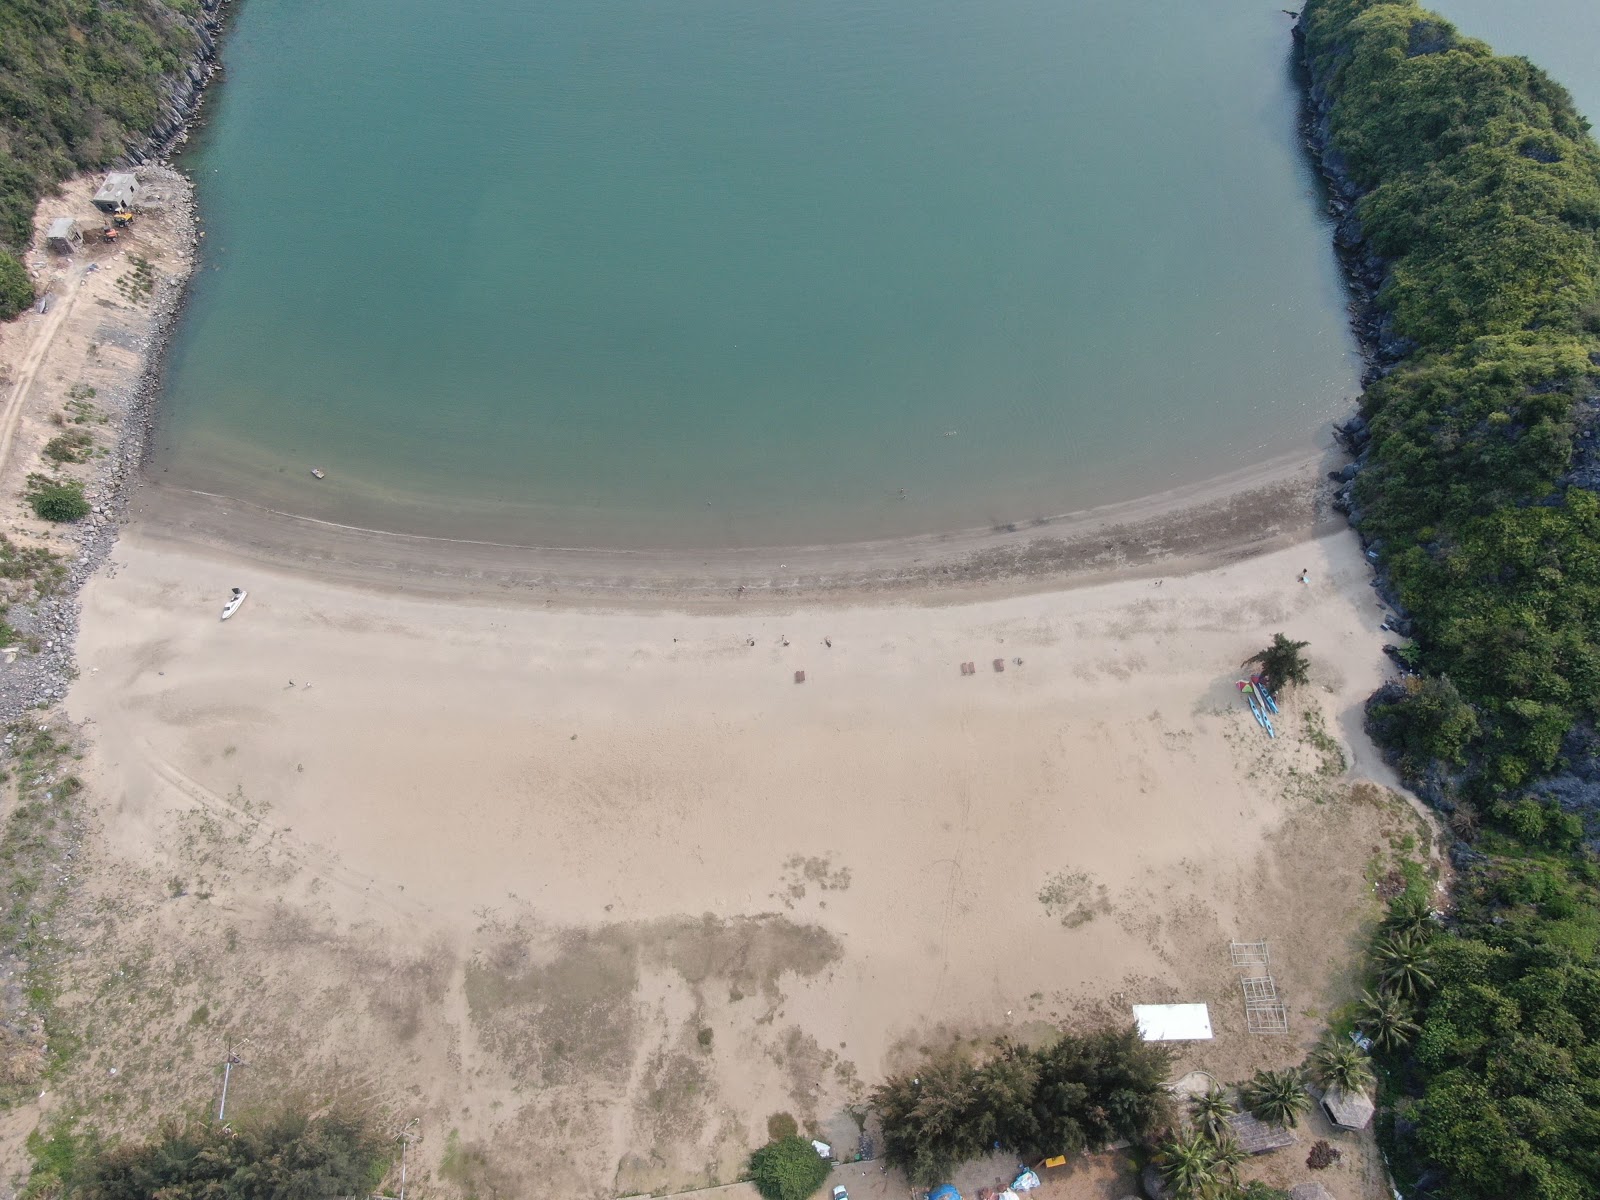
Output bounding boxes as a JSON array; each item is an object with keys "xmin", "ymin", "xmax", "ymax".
[{"xmin": 1133, "ymin": 1003, "xmax": 1214, "ymax": 1041}]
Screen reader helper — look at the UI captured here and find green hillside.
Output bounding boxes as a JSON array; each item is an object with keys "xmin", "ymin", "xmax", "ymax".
[
  {"xmin": 1300, "ymin": 2, "xmax": 1600, "ymax": 1195},
  {"xmin": 0, "ymin": 0, "xmax": 202, "ymax": 316}
]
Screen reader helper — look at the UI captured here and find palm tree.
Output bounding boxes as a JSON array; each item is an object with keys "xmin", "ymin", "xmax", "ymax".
[
  {"xmin": 1358, "ymin": 988, "xmax": 1421, "ymax": 1051},
  {"xmin": 1382, "ymin": 891, "xmax": 1433, "ymax": 940},
  {"xmin": 1306, "ymin": 1037, "xmax": 1375, "ymax": 1095},
  {"xmin": 1373, "ymin": 929, "xmax": 1435, "ymax": 999},
  {"xmin": 1207, "ymin": 1131, "xmax": 1248, "ymax": 1187},
  {"xmin": 1188, "ymin": 1085, "xmax": 1234, "ymax": 1142},
  {"xmin": 1155, "ymin": 1129, "xmax": 1227, "ymax": 1200},
  {"xmin": 1240, "ymin": 1068, "xmax": 1311, "ymax": 1128},
  {"xmin": 1242, "ymin": 633, "xmax": 1311, "ymax": 692}
]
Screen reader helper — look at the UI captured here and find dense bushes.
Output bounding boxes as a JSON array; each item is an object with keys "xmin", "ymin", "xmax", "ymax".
[
  {"xmin": 26, "ymin": 476, "xmax": 89, "ymax": 521},
  {"xmin": 748, "ymin": 1136, "xmax": 830, "ymax": 1200},
  {"xmin": 1301, "ymin": 0, "xmax": 1600, "ymax": 792},
  {"xmin": 0, "ymin": 0, "xmax": 200, "ymax": 317},
  {"xmin": 25, "ymin": 1110, "xmax": 388, "ymax": 1199},
  {"xmin": 1352, "ymin": 860, "xmax": 1600, "ymax": 1199},
  {"xmin": 1299, "ymin": 2, "xmax": 1600, "ymax": 1194},
  {"xmin": 871, "ymin": 1025, "xmax": 1170, "ymax": 1186},
  {"xmin": 0, "ymin": 250, "xmax": 32, "ymax": 315}
]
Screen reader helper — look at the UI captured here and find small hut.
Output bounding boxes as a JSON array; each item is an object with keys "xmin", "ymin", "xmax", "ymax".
[
  {"xmin": 1225, "ymin": 1111, "xmax": 1296, "ymax": 1155},
  {"xmin": 1321, "ymin": 1085, "xmax": 1375, "ymax": 1130},
  {"xmin": 1289, "ymin": 1183, "xmax": 1337, "ymax": 1200},
  {"xmin": 92, "ymin": 171, "xmax": 138, "ymax": 213},
  {"xmin": 45, "ymin": 217, "xmax": 79, "ymax": 253}
]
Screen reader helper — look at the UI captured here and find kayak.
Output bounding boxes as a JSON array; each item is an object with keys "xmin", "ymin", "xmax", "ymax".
[
  {"xmin": 1237, "ymin": 680, "xmax": 1276, "ymax": 738},
  {"xmin": 221, "ymin": 587, "xmax": 247, "ymax": 620},
  {"xmin": 1251, "ymin": 674, "xmax": 1280, "ymax": 715}
]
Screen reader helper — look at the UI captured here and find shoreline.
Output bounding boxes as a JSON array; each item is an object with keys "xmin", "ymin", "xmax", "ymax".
[
  {"xmin": 124, "ymin": 443, "xmax": 1350, "ymax": 605},
  {"xmin": 0, "ymin": 167, "xmax": 200, "ymax": 721}
]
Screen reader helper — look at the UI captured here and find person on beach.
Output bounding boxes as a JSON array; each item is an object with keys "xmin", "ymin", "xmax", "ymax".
[{"xmin": 1300, "ymin": 568, "xmax": 1310, "ymax": 585}]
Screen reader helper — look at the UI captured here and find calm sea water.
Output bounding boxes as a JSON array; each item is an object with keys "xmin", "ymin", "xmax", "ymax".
[{"xmin": 155, "ymin": 0, "xmax": 1365, "ymax": 549}]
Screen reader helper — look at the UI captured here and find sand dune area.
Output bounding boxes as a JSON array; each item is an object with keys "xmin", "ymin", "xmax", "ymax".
[{"xmin": 39, "ymin": 522, "xmax": 1427, "ymax": 1198}]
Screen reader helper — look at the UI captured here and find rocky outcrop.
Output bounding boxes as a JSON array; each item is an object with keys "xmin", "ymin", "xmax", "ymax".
[{"xmin": 124, "ymin": 0, "xmax": 232, "ymax": 163}]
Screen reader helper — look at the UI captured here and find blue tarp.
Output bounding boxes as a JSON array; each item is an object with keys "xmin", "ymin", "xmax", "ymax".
[{"xmin": 928, "ymin": 1188, "xmax": 962, "ymax": 1200}]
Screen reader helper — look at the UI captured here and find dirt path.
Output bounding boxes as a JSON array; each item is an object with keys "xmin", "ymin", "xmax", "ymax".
[{"xmin": 0, "ymin": 265, "xmax": 84, "ymax": 487}]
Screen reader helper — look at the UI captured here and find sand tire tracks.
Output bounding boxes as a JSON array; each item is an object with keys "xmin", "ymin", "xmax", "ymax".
[
  {"xmin": 0, "ymin": 268, "xmax": 84, "ymax": 482},
  {"xmin": 136, "ymin": 738, "xmax": 427, "ymax": 922}
]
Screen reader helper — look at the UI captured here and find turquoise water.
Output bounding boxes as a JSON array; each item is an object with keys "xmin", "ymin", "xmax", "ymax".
[{"xmin": 156, "ymin": 0, "xmax": 1361, "ymax": 549}]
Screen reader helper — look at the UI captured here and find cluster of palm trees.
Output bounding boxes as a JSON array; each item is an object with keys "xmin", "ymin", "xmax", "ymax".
[
  {"xmin": 1358, "ymin": 892, "xmax": 1435, "ymax": 1051},
  {"xmin": 1154, "ymin": 1038, "xmax": 1380, "ymax": 1199},
  {"xmin": 1153, "ymin": 896, "xmax": 1436, "ymax": 1198}
]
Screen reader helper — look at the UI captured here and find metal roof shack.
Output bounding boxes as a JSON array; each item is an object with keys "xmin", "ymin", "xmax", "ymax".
[
  {"xmin": 45, "ymin": 217, "xmax": 79, "ymax": 252},
  {"xmin": 1320, "ymin": 1085, "xmax": 1375, "ymax": 1130},
  {"xmin": 1289, "ymin": 1184, "xmax": 1337, "ymax": 1200},
  {"xmin": 1225, "ymin": 1111, "xmax": 1296, "ymax": 1155},
  {"xmin": 92, "ymin": 172, "xmax": 138, "ymax": 213}
]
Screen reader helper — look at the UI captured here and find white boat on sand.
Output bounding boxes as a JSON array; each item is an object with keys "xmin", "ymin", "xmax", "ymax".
[{"xmin": 221, "ymin": 588, "xmax": 247, "ymax": 620}]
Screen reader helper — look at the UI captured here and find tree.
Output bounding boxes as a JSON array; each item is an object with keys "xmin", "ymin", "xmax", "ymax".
[
  {"xmin": 73, "ymin": 1110, "xmax": 386, "ymax": 1200},
  {"xmin": 0, "ymin": 251, "xmax": 32, "ymax": 320},
  {"xmin": 871, "ymin": 1053, "xmax": 982, "ymax": 1186},
  {"xmin": 1154, "ymin": 1129, "xmax": 1229, "ymax": 1200},
  {"xmin": 1367, "ymin": 675, "xmax": 1480, "ymax": 768},
  {"xmin": 748, "ymin": 1136, "xmax": 830, "ymax": 1200},
  {"xmin": 1242, "ymin": 634, "xmax": 1310, "ymax": 692},
  {"xmin": 1382, "ymin": 891, "xmax": 1434, "ymax": 940},
  {"xmin": 1358, "ymin": 988, "xmax": 1420, "ymax": 1052},
  {"xmin": 1305, "ymin": 1037, "xmax": 1374, "ymax": 1095},
  {"xmin": 1240, "ymin": 1069, "xmax": 1310, "ymax": 1128},
  {"xmin": 1188, "ymin": 1086, "xmax": 1233, "ymax": 1142},
  {"xmin": 1207, "ymin": 1132, "xmax": 1247, "ymax": 1187},
  {"xmin": 872, "ymin": 1024, "xmax": 1171, "ymax": 1183},
  {"xmin": 1373, "ymin": 930, "xmax": 1435, "ymax": 1000}
]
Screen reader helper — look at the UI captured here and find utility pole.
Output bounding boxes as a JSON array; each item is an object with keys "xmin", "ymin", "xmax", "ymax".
[
  {"xmin": 217, "ymin": 1037, "xmax": 251, "ymax": 1122},
  {"xmin": 397, "ymin": 1119, "xmax": 419, "ymax": 1200}
]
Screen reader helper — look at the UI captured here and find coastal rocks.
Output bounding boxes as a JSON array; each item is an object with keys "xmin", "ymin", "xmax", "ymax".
[
  {"xmin": 0, "ymin": 165, "xmax": 199, "ymax": 727},
  {"xmin": 124, "ymin": 0, "xmax": 231, "ymax": 164}
]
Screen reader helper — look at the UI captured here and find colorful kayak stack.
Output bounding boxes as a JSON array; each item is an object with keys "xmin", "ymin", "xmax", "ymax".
[{"xmin": 1236, "ymin": 674, "xmax": 1278, "ymax": 738}]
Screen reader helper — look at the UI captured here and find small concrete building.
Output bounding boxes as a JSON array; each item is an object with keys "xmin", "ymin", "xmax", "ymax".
[
  {"xmin": 92, "ymin": 171, "xmax": 138, "ymax": 213},
  {"xmin": 45, "ymin": 217, "xmax": 80, "ymax": 253},
  {"xmin": 1289, "ymin": 1183, "xmax": 1337, "ymax": 1200}
]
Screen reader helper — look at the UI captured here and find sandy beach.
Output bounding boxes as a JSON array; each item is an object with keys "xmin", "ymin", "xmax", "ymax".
[
  {"xmin": 33, "ymin": 509, "xmax": 1424, "ymax": 1198},
  {"xmin": 0, "ymin": 167, "xmax": 1419, "ymax": 1200}
]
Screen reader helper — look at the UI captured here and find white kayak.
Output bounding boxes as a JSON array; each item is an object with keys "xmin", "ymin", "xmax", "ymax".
[{"xmin": 221, "ymin": 587, "xmax": 247, "ymax": 620}]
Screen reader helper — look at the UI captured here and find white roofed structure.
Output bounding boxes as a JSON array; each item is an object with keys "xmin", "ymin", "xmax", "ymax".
[{"xmin": 1132, "ymin": 1003, "xmax": 1213, "ymax": 1041}]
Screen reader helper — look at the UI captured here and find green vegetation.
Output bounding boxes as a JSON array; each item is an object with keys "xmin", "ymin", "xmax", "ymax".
[
  {"xmin": 0, "ymin": 250, "xmax": 32, "ymax": 315},
  {"xmin": 1238, "ymin": 1069, "xmax": 1311, "ymax": 1128},
  {"xmin": 1188, "ymin": 1085, "xmax": 1234, "ymax": 1142},
  {"xmin": 748, "ymin": 1135, "xmax": 830, "ymax": 1200},
  {"xmin": 25, "ymin": 475, "xmax": 89, "ymax": 522},
  {"xmin": 1299, "ymin": 3, "xmax": 1600, "ymax": 1193},
  {"xmin": 1241, "ymin": 633, "xmax": 1311, "ymax": 692},
  {"xmin": 0, "ymin": 532, "xmax": 66, "ymax": 602},
  {"xmin": 0, "ymin": 724, "xmax": 88, "ymax": 1106},
  {"xmin": 0, "ymin": 0, "xmax": 201, "ymax": 317},
  {"xmin": 23, "ymin": 1109, "xmax": 387, "ymax": 1198},
  {"xmin": 1301, "ymin": 0, "xmax": 1600, "ymax": 790},
  {"xmin": 1305, "ymin": 1037, "xmax": 1375, "ymax": 1095},
  {"xmin": 1155, "ymin": 1128, "xmax": 1246, "ymax": 1200},
  {"xmin": 871, "ymin": 1024, "xmax": 1171, "ymax": 1186},
  {"xmin": 43, "ymin": 428, "xmax": 94, "ymax": 464}
]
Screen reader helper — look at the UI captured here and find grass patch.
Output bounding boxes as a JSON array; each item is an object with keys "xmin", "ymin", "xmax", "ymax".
[
  {"xmin": 0, "ymin": 723, "xmax": 89, "ymax": 1106},
  {"xmin": 24, "ymin": 476, "xmax": 89, "ymax": 523},
  {"xmin": 42, "ymin": 428, "xmax": 94, "ymax": 465}
]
